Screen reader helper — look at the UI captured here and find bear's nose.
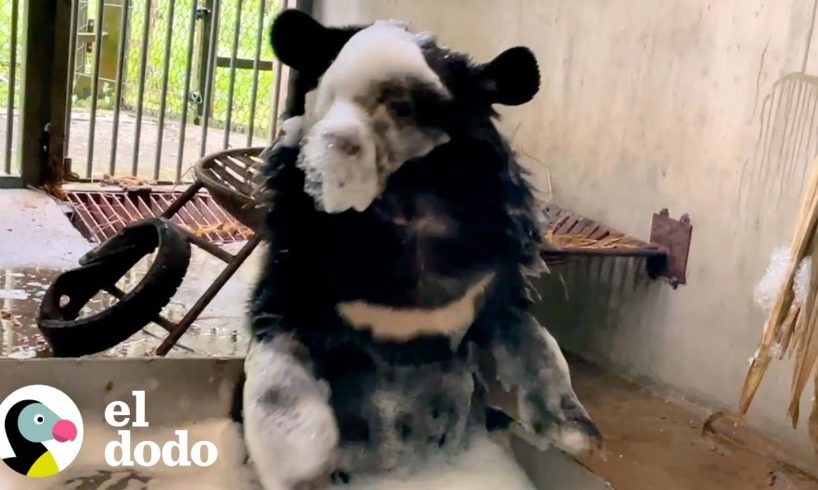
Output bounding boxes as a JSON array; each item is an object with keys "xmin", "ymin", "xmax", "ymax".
[{"xmin": 326, "ymin": 133, "xmax": 362, "ymax": 157}]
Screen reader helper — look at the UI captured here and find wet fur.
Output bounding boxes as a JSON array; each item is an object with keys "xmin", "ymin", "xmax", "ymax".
[{"xmin": 237, "ymin": 12, "xmax": 599, "ymax": 489}]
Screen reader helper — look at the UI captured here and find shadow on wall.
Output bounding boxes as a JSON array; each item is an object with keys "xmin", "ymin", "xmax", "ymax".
[
  {"xmin": 546, "ymin": 69, "xmax": 818, "ymax": 366},
  {"xmin": 532, "ymin": 256, "xmax": 666, "ymax": 367},
  {"xmin": 739, "ymin": 72, "xmax": 818, "ymax": 216}
]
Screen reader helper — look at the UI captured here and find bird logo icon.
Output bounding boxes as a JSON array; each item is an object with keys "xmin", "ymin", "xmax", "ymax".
[{"xmin": 0, "ymin": 386, "xmax": 83, "ymax": 479}]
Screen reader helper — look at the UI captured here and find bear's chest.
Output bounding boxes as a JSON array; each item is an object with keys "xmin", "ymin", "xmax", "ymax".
[
  {"xmin": 336, "ymin": 272, "xmax": 494, "ymax": 343},
  {"xmin": 275, "ymin": 183, "xmax": 501, "ymax": 296},
  {"xmin": 324, "ymin": 357, "xmax": 477, "ymax": 475}
]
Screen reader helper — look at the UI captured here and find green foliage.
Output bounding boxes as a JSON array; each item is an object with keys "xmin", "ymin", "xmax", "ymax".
[
  {"xmin": 0, "ymin": 0, "xmax": 22, "ymax": 116},
  {"xmin": 120, "ymin": 0, "xmax": 280, "ymax": 137},
  {"xmin": 63, "ymin": 0, "xmax": 279, "ymax": 136},
  {"xmin": 0, "ymin": 0, "xmax": 281, "ymax": 177}
]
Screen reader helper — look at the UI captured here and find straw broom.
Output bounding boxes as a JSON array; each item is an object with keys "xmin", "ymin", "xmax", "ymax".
[
  {"xmin": 738, "ymin": 153, "xmax": 818, "ymax": 452},
  {"xmin": 811, "ymin": 372, "xmax": 818, "ymax": 448}
]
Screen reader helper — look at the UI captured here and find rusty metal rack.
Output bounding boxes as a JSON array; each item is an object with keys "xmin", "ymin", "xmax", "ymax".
[
  {"xmin": 40, "ymin": 145, "xmax": 692, "ymax": 357},
  {"xmin": 66, "ymin": 188, "xmax": 253, "ymax": 244},
  {"xmin": 541, "ymin": 204, "xmax": 692, "ymax": 287}
]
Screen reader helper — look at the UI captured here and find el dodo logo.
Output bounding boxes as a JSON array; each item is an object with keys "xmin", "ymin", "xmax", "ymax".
[
  {"xmin": 0, "ymin": 385, "xmax": 82, "ymax": 478},
  {"xmin": 104, "ymin": 390, "xmax": 218, "ymax": 468}
]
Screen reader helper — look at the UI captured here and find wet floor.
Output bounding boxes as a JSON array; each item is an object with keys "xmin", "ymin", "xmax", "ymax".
[
  {"xmin": 0, "ymin": 244, "xmax": 261, "ymax": 359},
  {"xmin": 570, "ymin": 360, "xmax": 818, "ymax": 490},
  {"xmin": 0, "ymin": 189, "xmax": 263, "ymax": 359}
]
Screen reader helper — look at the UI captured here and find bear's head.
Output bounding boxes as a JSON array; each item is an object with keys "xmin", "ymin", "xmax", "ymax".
[{"xmin": 270, "ymin": 10, "xmax": 540, "ymax": 214}]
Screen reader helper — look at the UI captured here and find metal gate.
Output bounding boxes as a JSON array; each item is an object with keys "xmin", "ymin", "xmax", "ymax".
[
  {"xmin": 63, "ymin": 0, "xmax": 287, "ymax": 183},
  {"xmin": 0, "ymin": 0, "xmax": 21, "ymax": 185}
]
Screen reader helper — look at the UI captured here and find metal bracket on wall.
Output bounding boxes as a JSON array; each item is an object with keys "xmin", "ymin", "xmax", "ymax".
[{"xmin": 646, "ymin": 209, "xmax": 692, "ymax": 288}]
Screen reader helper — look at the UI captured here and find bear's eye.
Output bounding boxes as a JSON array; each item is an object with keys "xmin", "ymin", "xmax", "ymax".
[
  {"xmin": 390, "ymin": 100, "xmax": 413, "ymax": 119},
  {"xmin": 34, "ymin": 414, "xmax": 44, "ymax": 425}
]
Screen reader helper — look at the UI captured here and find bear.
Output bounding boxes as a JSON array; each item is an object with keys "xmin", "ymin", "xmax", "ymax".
[{"xmin": 236, "ymin": 10, "xmax": 601, "ymax": 490}]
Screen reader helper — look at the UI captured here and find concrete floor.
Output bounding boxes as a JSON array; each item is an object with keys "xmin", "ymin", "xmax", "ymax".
[
  {"xmin": 486, "ymin": 357, "xmax": 818, "ymax": 490},
  {"xmin": 571, "ymin": 360, "xmax": 818, "ymax": 490}
]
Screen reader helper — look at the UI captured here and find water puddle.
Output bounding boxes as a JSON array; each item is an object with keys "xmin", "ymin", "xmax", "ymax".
[{"xmin": 0, "ymin": 244, "xmax": 258, "ymax": 359}]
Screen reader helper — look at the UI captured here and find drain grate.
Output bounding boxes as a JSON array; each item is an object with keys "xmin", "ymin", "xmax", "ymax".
[{"xmin": 66, "ymin": 189, "xmax": 254, "ymax": 244}]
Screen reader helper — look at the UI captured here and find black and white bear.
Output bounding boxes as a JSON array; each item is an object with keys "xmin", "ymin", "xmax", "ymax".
[{"xmin": 237, "ymin": 10, "xmax": 601, "ymax": 490}]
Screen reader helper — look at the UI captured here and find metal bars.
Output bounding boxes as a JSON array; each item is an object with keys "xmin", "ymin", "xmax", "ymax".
[
  {"xmin": 199, "ymin": 0, "xmax": 221, "ymax": 158},
  {"xmin": 174, "ymin": 0, "xmax": 200, "ymax": 181},
  {"xmin": 131, "ymin": 0, "xmax": 152, "ymax": 176},
  {"xmin": 3, "ymin": 0, "xmax": 19, "ymax": 175},
  {"xmin": 223, "ymin": 0, "xmax": 243, "ymax": 149},
  {"xmin": 246, "ymin": 0, "xmax": 265, "ymax": 146},
  {"xmin": 85, "ymin": 0, "xmax": 105, "ymax": 177},
  {"xmin": 55, "ymin": 0, "xmax": 285, "ymax": 183},
  {"xmin": 62, "ymin": 0, "xmax": 80, "ymax": 165},
  {"xmin": 153, "ymin": 0, "xmax": 176, "ymax": 180},
  {"xmin": 109, "ymin": 0, "xmax": 131, "ymax": 175}
]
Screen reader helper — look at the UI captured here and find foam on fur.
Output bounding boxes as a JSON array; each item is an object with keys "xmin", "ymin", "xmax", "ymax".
[
  {"xmin": 297, "ymin": 20, "xmax": 450, "ymax": 213},
  {"xmin": 312, "ymin": 20, "xmax": 447, "ymax": 118},
  {"xmin": 0, "ymin": 420, "xmax": 533, "ymax": 490},
  {"xmin": 337, "ymin": 434, "xmax": 535, "ymax": 490}
]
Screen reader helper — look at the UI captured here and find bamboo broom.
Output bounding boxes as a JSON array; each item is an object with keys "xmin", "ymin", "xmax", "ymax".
[
  {"xmin": 808, "ymin": 370, "xmax": 818, "ymax": 452},
  {"xmin": 738, "ymin": 153, "xmax": 818, "ymax": 430},
  {"xmin": 787, "ymin": 226, "xmax": 818, "ymax": 427}
]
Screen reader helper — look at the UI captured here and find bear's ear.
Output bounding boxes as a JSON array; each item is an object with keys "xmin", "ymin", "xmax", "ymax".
[
  {"xmin": 478, "ymin": 47, "xmax": 540, "ymax": 106},
  {"xmin": 270, "ymin": 9, "xmax": 361, "ymax": 78}
]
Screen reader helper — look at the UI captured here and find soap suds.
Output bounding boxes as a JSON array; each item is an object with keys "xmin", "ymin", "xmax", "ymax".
[
  {"xmin": 340, "ymin": 434, "xmax": 534, "ymax": 490},
  {"xmin": 0, "ymin": 420, "xmax": 534, "ymax": 490},
  {"xmin": 278, "ymin": 116, "xmax": 303, "ymax": 148},
  {"xmin": 0, "ymin": 418, "xmax": 258, "ymax": 490},
  {"xmin": 754, "ymin": 246, "xmax": 792, "ymax": 313},
  {"xmin": 297, "ymin": 100, "xmax": 379, "ymax": 213},
  {"xmin": 754, "ymin": 247, "xmax": 815, "ymax": 312},
  {"xmin": 296, "ymin": 20, "xmax": 450, "ymax": 214},
  {"xmin": 793, "ymin": 256, "xmax": 812, "ymax": 307},
  {"xmin": 313, "ymin": 21, "xmax": 446, "ymax": 117}
]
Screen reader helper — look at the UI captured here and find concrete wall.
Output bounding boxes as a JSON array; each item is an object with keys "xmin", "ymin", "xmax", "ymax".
[{"xmin": 313, "ymin": 0, "xmax": 818, "ymax": 461}]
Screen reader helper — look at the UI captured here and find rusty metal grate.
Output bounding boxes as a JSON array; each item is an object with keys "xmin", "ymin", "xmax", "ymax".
[
  {"xmin": 541, "ymin": 204, "xmax": 666, "ymax": 260},
  {"xmin": 66, "ymin": 188, "xmax": 253, "ymax": 244},
  {"xmin": 540, "ymin": 204, "xmax": 694, "ymax": 287}
]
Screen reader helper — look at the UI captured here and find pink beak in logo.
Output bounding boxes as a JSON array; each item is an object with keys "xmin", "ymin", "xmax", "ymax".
[{"xmin": 52, "ymin": 419, "xmax": 77, "ymax": 442}]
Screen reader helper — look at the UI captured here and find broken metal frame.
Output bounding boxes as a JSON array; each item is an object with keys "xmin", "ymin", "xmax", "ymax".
[
  {"xmin": 153, "ymin": 229, "xmax": 261, "ymax": 356},
  {"xmin": 151, "ymin": 146, "xmax": 267, "ymax": 356},
  {"xmin": 38, "ymin": 148, "xmax": 267, "ymax": 357}
]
